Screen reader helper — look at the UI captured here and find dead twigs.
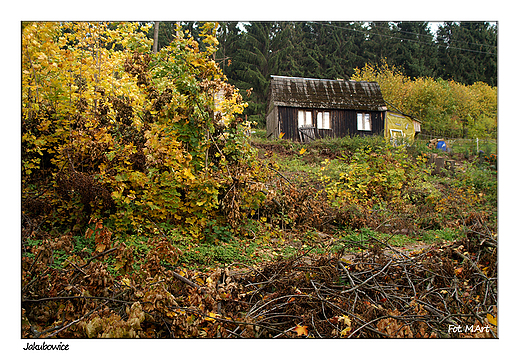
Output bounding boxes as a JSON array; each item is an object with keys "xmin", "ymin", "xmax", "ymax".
[
  {"xmin": 22, "ymin": 226, "xmax": 497, "ymax": 339},
  {"xmin": 230, "ymin": 234, "xmax": 497, "ymax": 338}
]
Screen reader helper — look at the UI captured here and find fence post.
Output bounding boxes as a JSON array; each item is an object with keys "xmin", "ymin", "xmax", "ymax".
[{"xmin": 476, "ymin": 138, "xmax": 479, "ymax": 153}]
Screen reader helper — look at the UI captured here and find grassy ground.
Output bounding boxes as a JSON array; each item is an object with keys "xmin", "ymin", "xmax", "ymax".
[
  {"xmin": 22, "ymin": 131, "xmax": 498, "ymax": 339},
  {"xmin": 23, "ymin": 131, "xmax": 496, "ymax": 272},
  {"xmin": 171, "ymin": 226, "xmax": 459, "ymax": 269},
  {"xmin": 164, "ymin": 131, "xmax": 496, "ymax": 270}
]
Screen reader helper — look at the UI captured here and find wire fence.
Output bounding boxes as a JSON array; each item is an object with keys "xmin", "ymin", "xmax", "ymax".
[{"xmin": 416, "ymin": 133, "xmax": 497, "ymax": 155}]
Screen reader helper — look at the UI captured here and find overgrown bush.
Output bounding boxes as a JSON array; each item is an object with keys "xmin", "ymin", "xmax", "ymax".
[
  {"xmin": 21, "ymin": 22, "xmax": 497, "ymax": 341},
  {"xmin": 22, "ymin": 22, "xmax": 272, "ymax": 240},
  {"xmin": 453, "ymin": 160, "xmax": 497, "ymax": 225},
  {"xmin": 321, "ymin": 144, "xmax": 417, "ymax": 208},
  {"xmin": 311, "ymin": 134, "xmax": 387, "ymax": 155}
]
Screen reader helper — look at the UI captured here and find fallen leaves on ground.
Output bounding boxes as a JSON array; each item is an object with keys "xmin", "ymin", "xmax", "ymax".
[{"xmin": 22, "ymin": 230, "xmax": 497, "ymax": 339}]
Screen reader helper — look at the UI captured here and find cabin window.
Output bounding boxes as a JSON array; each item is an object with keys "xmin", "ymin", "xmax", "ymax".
[
  {"xmin": 317, "ymin": 111, "xmax": 330, "ymax": 129},
  {"xmin": 298, "ymin": 110, "xmax": 313, "ymax": 128},
  {"xmin": 357, "ymin": 113, "xmax": 371, "ymax": 131}
]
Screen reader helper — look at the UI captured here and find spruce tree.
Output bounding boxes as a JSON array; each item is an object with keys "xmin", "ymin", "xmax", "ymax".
[
  {"xmin": 436, "ymin": 22, "xmax": 497, "ymax": 86},
  {"xmin": 230, "ymin": 22, "xmax": 291, "ymax": 126},
  {"xmin": 394, "ymin": 22, "xmax": 436, "ymax": 79},
  {"xmin": 364, "ymin": 22, "xmax": 400, "ymax": 66},
  {"xmin": 215, "ymin": 22, "xmax": 243, "ymax": 80}
]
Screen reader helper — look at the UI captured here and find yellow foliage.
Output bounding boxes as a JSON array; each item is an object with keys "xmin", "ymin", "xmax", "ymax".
[
  {"xmin": 22, "ymin": 21, "xmax": 261, "ymax": 237},
  {"xmin": 352, "ymin": 59, "xmax": 497, "ymax": 138}
]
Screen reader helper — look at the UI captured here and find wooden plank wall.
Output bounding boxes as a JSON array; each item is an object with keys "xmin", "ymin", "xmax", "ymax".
[{"xmin": 277, "ymin": 106, "xmax": 384, "ymax": 141}]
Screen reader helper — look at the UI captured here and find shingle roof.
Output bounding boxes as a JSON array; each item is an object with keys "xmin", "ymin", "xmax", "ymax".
[{"xmin": 268, "ymin": 75, "xmax": 387, "ymax": 112}]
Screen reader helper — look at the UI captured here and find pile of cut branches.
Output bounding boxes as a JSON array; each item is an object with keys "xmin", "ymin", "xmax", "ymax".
[
  {"xmin": 234, "ymin": 233, "xmax": 497, "ymax": 338},
  {"xmin": 22, "ymin": 225, "xmax": 497, "ymax": 338}
]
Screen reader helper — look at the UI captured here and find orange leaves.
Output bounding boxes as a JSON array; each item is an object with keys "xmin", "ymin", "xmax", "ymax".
[
  {"xmin": 113, "ymin": 242, "xmax": 135, "ymax": 275},
  {"xmin": 292, "ymin": 324, "xmax": 308, "ymax": 337},
  {"xmin": 85, "ymin": 218, "xmax": 114, "ymax": 254},
  {"xmin": 182, "ymin": 167, "xmax": 196, "ymax": 182},
  {"xmin": 23, "ymin": 21, "xmax": 256, "ymax": 238},
  {"xmin": 204, "ymin": 312, "xmax": 221, "ymax": 323},
  {"xmin": 328, "ymin": 314, "xmax": 354, "ymax": 337},
  {"xmin": 143, "ymin": 237, "xmax": 182, "ymax": 276},
  {"xmin": 22, "ymin": 227, "xmax": 498, "ymax": 339},
  {"xmin": 377, "ymin": 311, "xmax": 414, "ymax": 338}
]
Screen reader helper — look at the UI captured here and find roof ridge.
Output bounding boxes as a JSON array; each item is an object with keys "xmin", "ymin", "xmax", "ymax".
[
  {"xmin": 270, "ymin": 75, "xmax": 377, "ymax": 84},
  {"xmin": 269, "ymin": 75, "xmax": 386, "ymax": 111}
]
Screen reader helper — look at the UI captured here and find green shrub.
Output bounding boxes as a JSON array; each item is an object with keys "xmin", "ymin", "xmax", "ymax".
[
  {"xmin": 322, "ymin": 143, "xmax": 414, "ymax": 208},
  {"xmin": 454, "ymin": 161, "xmax": 497, "ymax": 214}
]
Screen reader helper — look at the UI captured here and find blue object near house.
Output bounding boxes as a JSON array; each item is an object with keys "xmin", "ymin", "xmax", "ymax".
[{"xmin": 436, "ymin": 141, "xmax": 447, "ymax": 151}]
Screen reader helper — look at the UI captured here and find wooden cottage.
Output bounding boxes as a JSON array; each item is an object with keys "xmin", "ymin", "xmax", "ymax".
[{"xmin": 266, "ymin": 75, "xmax": 387, "ymax": 142}]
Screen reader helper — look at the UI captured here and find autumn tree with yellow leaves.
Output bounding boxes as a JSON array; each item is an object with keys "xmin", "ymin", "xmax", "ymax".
[{"xmin": 22, "ymin": 21, "xmax": 268, "ymax": 240}]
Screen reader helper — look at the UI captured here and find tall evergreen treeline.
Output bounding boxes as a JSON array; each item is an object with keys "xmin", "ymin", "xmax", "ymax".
[{"xmin": 149, "ymin": 21, "xmax": 497, "ymax": 127}]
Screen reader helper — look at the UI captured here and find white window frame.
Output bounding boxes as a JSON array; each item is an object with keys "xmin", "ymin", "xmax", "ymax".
[
  {"xmin": 357, "ymin": 112, "xmax": 372, "ymax": 131},
  {"xmin": 298, "ymin": 110, "xmax": 313, "ymax": 128},
  {"xmin": 390, "ymin": 129, "xmax": 405, "ymax": 146},
  {"xmin": 317, "ymin": 111, "xmax": 330, "ymax": 129},
  {"xmin": 390, "ymin": 129, "xmax": 404, "ymax": 138}
]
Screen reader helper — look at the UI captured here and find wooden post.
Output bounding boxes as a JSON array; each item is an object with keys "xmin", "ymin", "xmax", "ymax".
[
  {"xmin": 153, "ymin": 22, "xmax": 160, "ymax": 54},
  {"xmin": 434, "ymin": 157, "xmax": 445, "ymax": 175}
]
